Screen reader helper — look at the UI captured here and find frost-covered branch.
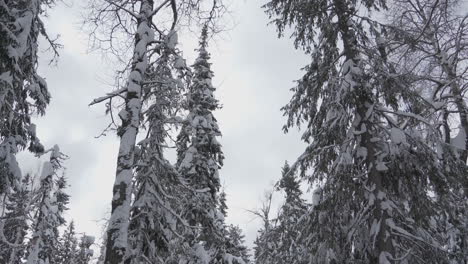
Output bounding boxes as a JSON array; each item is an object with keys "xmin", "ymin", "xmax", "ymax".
[{"xmin": 89, "ymin": 87, "xmax": 127, "ymax": 106}]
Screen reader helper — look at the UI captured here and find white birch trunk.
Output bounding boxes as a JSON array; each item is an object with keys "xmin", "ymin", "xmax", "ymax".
[{"xmin": 104, "ymin": 1, "xmax": 154, "ymax": 263}]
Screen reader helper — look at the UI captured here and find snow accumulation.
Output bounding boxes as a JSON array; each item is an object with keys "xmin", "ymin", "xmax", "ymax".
[
  {"xmin": 174, "ymin": 56, "xmax": 186, "ymax": 69},
  {"xmin": 451, "ymin": 127, "xmax": 466, "ymax": 150},
  {"xmin": 356, "ymin": 146, "xmax": 367, "ymax": 159},
  {"xmin": 0, "ymin": 71, "xmax": 13, "ymax": 85},
  {"xmin": 342, "ymin": 59, "xmax": 361, "ymax": 91},
  {"xmin": 0, "ymin": 138, "xmax": 22, "ymax": 181},
  {"xmin": 312, "ymin": 187, "xmax": 322, "ymax": 206},
  {"xmin": 179, "ymin": 146, "xmax": 196, "ymax": 171},
  {"xmin": 390, "ymin": 127, "xmax": 406, "ymax": 145},
  {"xmin": 51, "ymin": 144, "xmax": 60, "ymax": 158},
  {"xmin": 40, "ymin": 162, "xmax": 53, "ymax": 181},
  {"xmin": 166, "ymin": 30, "xmax": 178, "ymax": 50},
  {"xmin": 194, "ymin": 244, "xmax": 210, "ymax": 264},
  {"xmin": 12, "ymin": 9, "xmax": 34, "ymax": 59},
  {"xmin": 376, "ymin": 161, "xmax": 388, "ymax": 172}
]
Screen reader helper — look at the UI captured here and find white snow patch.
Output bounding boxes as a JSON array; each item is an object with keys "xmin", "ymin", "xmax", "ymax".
[
  {"xmin": 174, "ymin": 56, "xmax": 186, "ymax": 69},
  {"xmin": 376, "ymin": 162, "xmax": 388, "ymax": 172},
  {"xmin": 0, "ymin": 71, "xmax": 13, "ymax": 85},
  {"xmin": 166, "ymin": 30, "xmax": 178, "ymax": 50},
  {"xmin": 194, "ymin": 244, "xmax": 210, "ymax": 264},
  {"xmin": 390, "ymin": 127, "xmax": 406, "ymax": 145},
  {"xmin": 451, "ymin": 127, "xmax": 466, "ymax": 150}
]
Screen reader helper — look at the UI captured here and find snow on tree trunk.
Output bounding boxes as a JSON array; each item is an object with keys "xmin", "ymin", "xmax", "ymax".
[
  {"xmin": 125, "ymin": 35, "xmax": 192, "ymax": 263},
  {"xmin": 104, "ymin": 1, "xmax": 154, "ymax": 263},
  {"xmin": 87, "ymin": 0, "xmax": 229, "ymax": 262}
]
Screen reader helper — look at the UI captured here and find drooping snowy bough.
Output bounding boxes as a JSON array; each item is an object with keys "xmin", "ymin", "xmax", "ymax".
[
  {"xmin": 0, "ymin": 1, "xmax": 61, "ymax": 261},
  {"xmin": 0, "ymin": 0, "xmax": 59, "ymax": 197}
]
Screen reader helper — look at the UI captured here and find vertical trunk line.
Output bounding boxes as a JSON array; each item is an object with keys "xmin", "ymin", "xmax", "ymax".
[
  {"xmin": 104, "ymin": 1, "xmax": 154, "ymax": 263},
  {"xmin": 333, "ymin": 0, "xmax": 395, "ymax": 261}
]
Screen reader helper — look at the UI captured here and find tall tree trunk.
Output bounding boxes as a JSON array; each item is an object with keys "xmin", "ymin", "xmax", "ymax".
[
  {"xmin": 334, "ymin": 0, "xmax": 395, "ymax": 261},
  {"xmin": 104, "ymin": 1, "xmax": 154, "ymax": 263}
]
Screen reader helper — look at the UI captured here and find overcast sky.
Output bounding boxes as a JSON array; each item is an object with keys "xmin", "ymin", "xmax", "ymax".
[{"xmin": 18, "ymin": 0, "xmax": 309, "ymax": 254}]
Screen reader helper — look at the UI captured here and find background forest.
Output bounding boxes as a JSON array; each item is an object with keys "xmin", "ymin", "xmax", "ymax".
[{"xmin": 0, "ymin": 0, "xmax": 467, "ymax": 263}]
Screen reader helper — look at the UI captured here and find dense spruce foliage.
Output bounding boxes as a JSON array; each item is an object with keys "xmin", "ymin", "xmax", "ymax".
[
  {"xmin": 257, "ymin": 0, "xmax": 468, "ymax": 262},
  {"xmin": 175, "ymin": 25, "xmax": 247, "ymax": 264},
  {"xmin": 253, "ymin": 163, "xmax": 308, "ymax": 264},
  {"xmin": 25, "ymin": 146, "xmax": 68, "ymax": 264},
  {"xmin": 0, "ymin": 0, "xmax": 58, "ymax": 197}
]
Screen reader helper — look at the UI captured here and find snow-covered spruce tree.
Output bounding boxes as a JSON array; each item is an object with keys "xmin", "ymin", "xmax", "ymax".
[
  {"xmin": 49, "ymin": 173, "xmax": 71, "ymax": 264},
  {"xmin": 26, "ymin": 145, "xmax": 68, "ymax": 264},
  {"xmin": 218, "ymin": 189, "xmax": 228, "ymax": 219},
  {"xmin": 216, "ymin": 190, "xmax": 250, "ymax": 263},
  {"xmin": 0, "ymin": 0, "xmax": 59, "ymax": 196},
  {"xmin": 254, "ymin": 225, "xmax": 278, "ymax": 264},
  {"xmin": 272, "ymin": 162, "xmax": 307, "ymax": 264},
  {"xmin": 125, "ymin": 34, "xmax": 192, "ymax": 264},
  {"xmin": 177, "ymin": 25, "xmax": 229, "ymax": 263},
  {"xmin": 75, "ymin": 234, "xmax": 95, "ymax": 264},
  {"xmin": 55, "ymin": 221, "xmax": 79, "ymax": 264},
  {"xmin": 225, "ymin": 225, "xmax": 250, "ymax": 264},
  {"xmin": 87, "ymin": 1, "xmax": 226, "ymax": 262},
  {"xmin": 0, "ymin": 174, "xmax": 34, "ymax": 263},
  {"xmin": 254, "ymin": 163, "xmax": 309, "ymax": 264},
  {"xmin": 253, "ymin": 191, "xmax": 278, "ymax": 264},
  {"xmin": 264, "ymin": 0, "xmax": 468, "ymax": 262}
]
